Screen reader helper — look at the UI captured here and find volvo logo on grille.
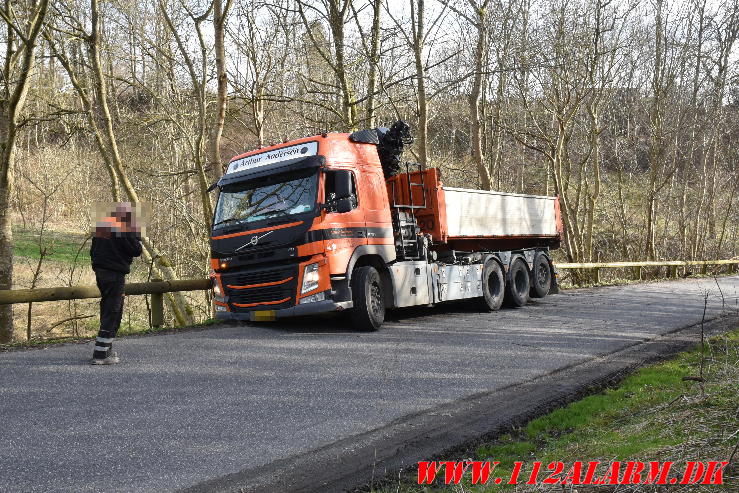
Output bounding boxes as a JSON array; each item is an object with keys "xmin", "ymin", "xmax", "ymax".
[{"xmin": 236, "ymin": 230, "xmax": 273, "ymax": 251}]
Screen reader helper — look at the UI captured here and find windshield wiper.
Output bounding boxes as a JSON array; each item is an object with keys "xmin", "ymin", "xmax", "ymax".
[
  {"xmin": 263, "ymin": 209, "xmax": 291, "ymax": 219},
  {"xmin": 212, "ymin": 217, "xmax": 244, "ymax": 229}
]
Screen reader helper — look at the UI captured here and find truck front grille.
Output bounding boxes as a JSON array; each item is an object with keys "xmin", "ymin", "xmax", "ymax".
[
  {"xmin": 221, "ymin": 264, "xmax": 297, "ymax": 310},
  {"xmin": 226, "ymin": 268, "xmax": 287, "ymax": 286}
]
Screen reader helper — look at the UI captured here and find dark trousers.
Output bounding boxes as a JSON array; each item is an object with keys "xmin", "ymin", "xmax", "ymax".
[{"xmin": 93, "ymin": 268, "xmax": 126, "ymax": 358}]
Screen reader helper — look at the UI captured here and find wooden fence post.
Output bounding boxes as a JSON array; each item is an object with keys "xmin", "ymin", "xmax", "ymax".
[
  {"xmin": 701, "ymin": 264, "xmax": 708, "ymax": 275},
  {"xmin": 669, "ymin": 266, "xmax": 678, "ymax": 278},
  {"xmin": 150, "ymin": 278, "xmax": 164, "ymax": 328}
]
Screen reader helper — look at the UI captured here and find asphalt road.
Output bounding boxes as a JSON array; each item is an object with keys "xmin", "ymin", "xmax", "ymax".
[{"xmin": 1, "ymin": 276, "xmax": 738, "ymax": 492}]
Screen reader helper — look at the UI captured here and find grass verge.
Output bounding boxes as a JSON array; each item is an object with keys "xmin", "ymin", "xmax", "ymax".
[
  {"xmin": 374, "ymin": 329, "xmax": 739, "ymax": 492},
  {"xmin": 12, "ymin": 227, "xmax": 90, "ymax": 264}
]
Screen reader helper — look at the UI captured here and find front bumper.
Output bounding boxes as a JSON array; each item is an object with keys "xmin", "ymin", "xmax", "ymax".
[{"xmin": 215, "ymin": 299, "xmax": 353, "ymax": 321}]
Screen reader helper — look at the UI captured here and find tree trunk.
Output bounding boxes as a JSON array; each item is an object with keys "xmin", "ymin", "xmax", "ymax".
[
  {"xmin": 0, "ymin": 151, "xmax": 15, "ymax": 342},
  {"xmin": 209, "ymin": 0, "xmax": 231, "ymax": 181},
  {"xmin": 157, "ymin": 2, "xmax": 214, "ymax": 227},
  {"xmin": 58, "ymin": 0, "xmax": 197, "ymax": 326},
  {"xmin": 328, "ymin": 0, "xmax": 356, "ymax": 130},
  {"xmin": 412, "ymin": 0, "xmax": 428, "ymax": 167},
  {"xmin": 366, "ymin": 0, "xmax": 382, "ymax": 128},
  {"xmin": 252, "ymin": 85, "xmax": 265, "ymax": 147},
  {"xmin": 469, "ymin": 2, "xmax": 492, "ymax": 190},
  {"xmin": 584, "ymin": 112, "xmax": 601, "ymax": 262},
  {"xmin": 0, "ymin": 0, "xmax": 50, "ymax": 342},
  {"xmin": 645, "ymin": 0, "xmax": 664, "ymax": 261}
]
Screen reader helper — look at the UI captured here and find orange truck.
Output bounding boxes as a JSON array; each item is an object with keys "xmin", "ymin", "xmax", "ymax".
[{"xmin": 209, "ymin": 122, "xmax": 563, "ymax": 330}]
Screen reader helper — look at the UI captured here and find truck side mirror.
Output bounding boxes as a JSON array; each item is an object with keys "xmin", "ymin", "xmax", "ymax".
[
  {"xmin": 336, "ymin": 197, "xmax": 353, "ymax": 213},
  {"xmin": 335, "ymin": 170, "xmax": 353, "ymax": 199}
]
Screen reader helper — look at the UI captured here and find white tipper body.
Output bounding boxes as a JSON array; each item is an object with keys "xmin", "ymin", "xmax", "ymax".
[{"xmin": 443, "ymin": 187, "xmax": 559, "ymax": 238}]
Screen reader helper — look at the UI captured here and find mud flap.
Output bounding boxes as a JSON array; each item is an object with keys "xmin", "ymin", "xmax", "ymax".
[{"xmin": 549, "ymin": 260, "xmax": 560, "ymax": 295}]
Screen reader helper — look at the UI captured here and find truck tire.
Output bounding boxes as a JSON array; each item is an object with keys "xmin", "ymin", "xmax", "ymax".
[
  {"xmin": 350, "ymin": 266, "xmax": 385, "ymax": 331},
  {"xmin": 505, "ymin": 258, "xmax": 530, "ymax": 307},
  {"xmin": 530, "ymin": 253, "xmax": 552, "ymax": 298},
  {"xmin": 480, "ymin": 260, "xmax": 505, "ymax": 311}
]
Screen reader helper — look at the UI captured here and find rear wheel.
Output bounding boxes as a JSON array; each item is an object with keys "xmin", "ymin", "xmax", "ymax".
[
  {"xmin": 480, "ymin": 260, "xmax": 505, "ymax": 311},
  {"xmin": 530, "ymin": 253, "xmax": 552, "ymax": 298},
  {"xmin": 350, "ymin": 266, "xmax": 385, "ymax": 331},
  {"xmin": 505, "ymin": 258, "xmax": 530, "ymax": 307}
]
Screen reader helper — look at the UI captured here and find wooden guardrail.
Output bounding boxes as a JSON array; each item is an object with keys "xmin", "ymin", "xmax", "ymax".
[
  {"xmin": 0, "ymin": 279, "xmax": 211, "ymax": 327},
  {"xmin": 554, "ymin": 259, "xmax": 739, "ymax": 283},
  {"xmin": 0, "ymin": 259, "xmax": 736, "ymax": 324}
]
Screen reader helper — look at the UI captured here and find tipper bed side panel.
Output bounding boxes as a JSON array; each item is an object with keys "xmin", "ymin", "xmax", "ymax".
[{"xmin": 443, "ymin": 188, "xmax": 559, "ymax": 237}]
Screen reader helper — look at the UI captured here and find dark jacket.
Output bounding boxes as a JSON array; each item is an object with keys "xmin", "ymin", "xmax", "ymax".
[{"xmin": 91, "ymin": 232, "xmax": 142, "ymax": 274}]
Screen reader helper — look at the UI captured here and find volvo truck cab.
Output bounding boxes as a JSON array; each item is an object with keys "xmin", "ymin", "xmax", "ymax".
[{"xmin": 210, "ymin": 133, "xmax": 396, "ymax": 326}]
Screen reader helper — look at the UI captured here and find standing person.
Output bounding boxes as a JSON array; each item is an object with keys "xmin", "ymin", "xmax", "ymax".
[{"xmin": 90, "ymin": 202, "xmax": 142, "ymax": 365}]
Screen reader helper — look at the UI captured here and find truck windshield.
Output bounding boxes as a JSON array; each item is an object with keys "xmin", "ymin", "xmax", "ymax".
[{"xmin": 213, "ymin": 171, "xmax": 318, "ymax": 228}]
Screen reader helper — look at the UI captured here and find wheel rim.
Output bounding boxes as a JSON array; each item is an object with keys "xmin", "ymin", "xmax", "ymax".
[{"xmin": 369, "ymin": 281, "xmax": 383, "ymax": 318}]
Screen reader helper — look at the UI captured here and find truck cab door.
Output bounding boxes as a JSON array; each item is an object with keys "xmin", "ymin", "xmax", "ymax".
[
  {"xmin": 362, "ymin": 168, "xmax": 394, "ymax": 248},
  {"xmin": 323, "ymin": 169, "xmax": 365, "ymax": 274}
]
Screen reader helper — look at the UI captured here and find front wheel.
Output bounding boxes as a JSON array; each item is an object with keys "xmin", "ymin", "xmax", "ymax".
[{"xmin": 350, "ymin": 266, "xmax": 385, "ymax": 331}]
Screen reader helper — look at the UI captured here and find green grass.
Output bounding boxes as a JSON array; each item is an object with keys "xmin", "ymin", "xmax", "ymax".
[
  {"xmin": 375, "ymin": 329, "xmax": 739, "ymax": 492},
  {"xmin": 12, "ymin": 227, "xmax": 90, "ymax": 264},
  {"xmin": 472, "ymin": 331, "xmax": 739, "ymax": 491}
]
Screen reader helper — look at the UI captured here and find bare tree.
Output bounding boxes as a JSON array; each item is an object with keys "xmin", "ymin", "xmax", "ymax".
[
  {"xmin": 385, "ymin": 0, "xmax": 450, "ymax": 167},
  {"xmin": 18, "ymin": 168, "xmax": 66, "ymax": 340},
  {"xmin": 229, "ymin": 0, "xmax": 293, "ymax": 147},
  {"xmin": 209, "ymin": 0, "xmax": 233, "ymax": 180},
  {"xmin": 447, "ymin": 0, "xmax": 493, "ymax": 188},
  {"xmin": 46, "ymin": 0, "xmax": 195, "ymax": 326},
  {"xmin": 351, "ymin": 0, "xmax": 383, "ymax": 127},
  {"xmin": 0, "ymin": 0, "xmax": 49, "ymax": 342},
  {"xmin": 296, "ymin": 0, "xmax": 358, "ymax": 130},
  {"xmin": 157, "ymin": 0, "xmax": 219, "ymax": 225}
]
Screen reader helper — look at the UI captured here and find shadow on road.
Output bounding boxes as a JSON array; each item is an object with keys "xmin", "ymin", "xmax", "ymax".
[{"xmin": 250, "ymin": 298, "xmax": 544, "ymax": 334}]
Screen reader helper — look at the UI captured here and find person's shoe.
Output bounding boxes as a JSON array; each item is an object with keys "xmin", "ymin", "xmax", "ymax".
[{"xmin": 90, "ymin": 351, "xmax": 120, "ymax": 365}]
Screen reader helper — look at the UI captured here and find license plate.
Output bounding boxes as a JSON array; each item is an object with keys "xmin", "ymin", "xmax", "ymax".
[{"xmin": 251, "ymin": 310, "xmax": 276, "ymax": 322}]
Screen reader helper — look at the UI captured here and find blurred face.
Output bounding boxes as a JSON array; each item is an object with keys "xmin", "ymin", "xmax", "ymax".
[
  {"xmin": 113, "ymin": 203, "xmax": 133, "ymax": 224},
  {"xmin": 92, "ymin": 201, "xmax": 148, "ymax": 236}
]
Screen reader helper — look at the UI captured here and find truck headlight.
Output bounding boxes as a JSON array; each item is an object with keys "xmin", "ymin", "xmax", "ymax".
[
  {"xmin": 301, "ymin": 262, "xmax": 320, "ymax": 294},
  {"xmin": 211, "ymin": 277, "xmax": 224, "ymax": 299}
]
